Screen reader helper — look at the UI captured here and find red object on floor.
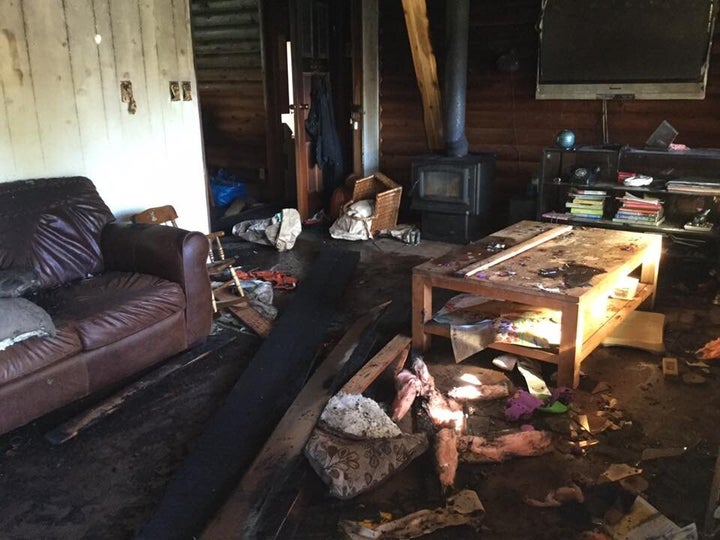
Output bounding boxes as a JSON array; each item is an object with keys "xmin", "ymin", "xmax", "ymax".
[{"xmin": 234, "ymin": 269, "xmax": 298, "ymax": 290}]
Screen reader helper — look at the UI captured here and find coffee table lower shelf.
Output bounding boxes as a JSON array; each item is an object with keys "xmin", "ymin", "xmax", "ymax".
[{"xmin": 421, "ymin": 283, "xmax": 654, "ymax": 372}]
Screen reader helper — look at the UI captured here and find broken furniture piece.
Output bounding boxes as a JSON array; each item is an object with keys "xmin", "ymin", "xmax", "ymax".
[
  {"xmin": 132, "ymin": 205, "xmax": 273, "ymax": 336},
  {"xmin": 412, "ymin": 220, "xmax": 662, "ymax": 388},
  {"xmin": 131, "ymin": 204, "xmax": 227, "ymax": 265}
]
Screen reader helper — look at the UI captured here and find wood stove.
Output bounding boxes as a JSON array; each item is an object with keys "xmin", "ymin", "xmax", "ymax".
[{"xmin": 410, "ymin": 153, "xmax": 495, "ymax": 243}]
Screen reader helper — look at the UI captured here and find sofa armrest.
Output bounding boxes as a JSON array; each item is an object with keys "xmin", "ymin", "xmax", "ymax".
[{"xmin": 101, "ymin": 223, "xmax": 212, "ymax": 346}]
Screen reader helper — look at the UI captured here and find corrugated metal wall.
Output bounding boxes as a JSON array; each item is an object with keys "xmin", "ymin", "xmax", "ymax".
[
  {"xmin": 379, "ymin": 0, "xmax": 720, "ymax": 211},
  {"xmin": 191, "ymin": 0, "xmax": 266, "ymax": 181}
]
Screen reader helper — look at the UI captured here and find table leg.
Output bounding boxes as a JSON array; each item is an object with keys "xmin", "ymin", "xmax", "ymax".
[
  {"xmin": 557, "ymin": 304, "xmax": 582, "ymax": 388},
  {"xmin": 412, "ymin": 274, "xmax": 432, "ymax": 352}
]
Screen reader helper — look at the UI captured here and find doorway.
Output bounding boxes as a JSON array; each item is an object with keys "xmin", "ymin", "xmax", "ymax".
[{"xmin": 286, "ymin": 0, "xmax": 354, "ymax": 220}]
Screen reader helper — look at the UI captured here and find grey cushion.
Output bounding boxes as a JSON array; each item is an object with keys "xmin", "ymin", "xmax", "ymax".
[
  {"xmin": 0, "ymin": 298, "xmax": 56, "ymax": 351},
  {"xmin": 0, "ymin": 269, "xmax": 39, "ymax": 298}
]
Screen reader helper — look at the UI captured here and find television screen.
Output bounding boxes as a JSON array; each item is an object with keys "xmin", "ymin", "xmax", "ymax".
[{"xmin": 536, "ymin": 0, "xmax": 717, "ymax": 100}]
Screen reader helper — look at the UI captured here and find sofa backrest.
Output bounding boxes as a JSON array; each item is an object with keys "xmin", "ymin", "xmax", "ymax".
[{"xmin": 0, "ymin": 177, "xmax": 115, "ymax": 288}]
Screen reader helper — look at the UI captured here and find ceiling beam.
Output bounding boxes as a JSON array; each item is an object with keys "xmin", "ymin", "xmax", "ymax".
[{"xmin": 401, "ymin": 0, "xmax": 443, "ymax": 152}]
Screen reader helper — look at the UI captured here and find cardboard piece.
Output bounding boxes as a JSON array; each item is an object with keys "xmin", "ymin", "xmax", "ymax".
[
  {"xmin": 601, "ymin": 311, "xmax": 665, "ymax": 353},
  {"xmin": 662, "ymin": 357, "xmax": 679, "ymax": 377}
]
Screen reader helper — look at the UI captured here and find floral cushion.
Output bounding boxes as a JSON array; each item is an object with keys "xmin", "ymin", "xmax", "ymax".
[{"xmin": 304, "ymin": 427, "xmax": 428, "ymax": 500}]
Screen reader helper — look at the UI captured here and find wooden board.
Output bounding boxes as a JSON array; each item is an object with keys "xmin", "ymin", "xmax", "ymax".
[
  {"xmin": 455, "ymin": 225, "xmax": 573, "ymax": 277},
  {"xmin": 341, "ymin": 334, "xmax": 411, "ymax": 394},
  {"xmin": 137, "ymin": 249, "xmax": 359, "ymax": 540},
  {"xmin": 417, "ymin": 221, "xmax": 562, "ymax": 276},
  {"xmin": 226, "ymin": 304, "xmax": 272, "ymax": 338},
  {"xmin": 44, "ymin": 333, "xmax": 236, "ymax": 445},
  {"xmin": 203, "ymin": 302, "xmax": 390, "ymax": 538},
  {"xmin": 401, "ymin": 0, "xmax": 443, "ymax": 151}
]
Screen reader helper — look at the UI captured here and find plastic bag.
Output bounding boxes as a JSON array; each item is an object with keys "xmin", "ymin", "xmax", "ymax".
[
  {"xmin": 232, "ymin": 208, "xmax": 302, "ymax": 251},
  {"xmin": 210, "ymin": 169, "xmax": 246, "ymax": 206},
  {"xmin": 329, "ymin": 200, "xmax": 375, "ymax": 241}
]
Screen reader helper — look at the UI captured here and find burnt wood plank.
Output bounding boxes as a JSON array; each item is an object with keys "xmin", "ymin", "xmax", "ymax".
[
  {"xmin": 204, "ymin": 302, "xmax": 390, "ymax": 538},
  {"xmin": 137, "ymin": 249, "xmax": 359, "ymax": 540},
  {"xmin": 44, "ymin": 333, "xmax": 237, "ymax": 445}
]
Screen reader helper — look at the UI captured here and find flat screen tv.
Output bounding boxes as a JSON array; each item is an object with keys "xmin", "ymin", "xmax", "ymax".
[{"xmin": 536, "ymin": 0, "xmax": 717, "ymax": 100}]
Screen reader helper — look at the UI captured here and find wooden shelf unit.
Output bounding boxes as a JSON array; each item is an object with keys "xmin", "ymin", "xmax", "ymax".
[{"xmin": 538, "ymin": 146, "xmax": 720, "ymax": 238}]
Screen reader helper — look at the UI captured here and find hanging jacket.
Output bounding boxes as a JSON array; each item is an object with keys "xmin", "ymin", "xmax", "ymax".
[{"xmin": 305, "ymin": 74, "xmax": 345, "ymax": 197}]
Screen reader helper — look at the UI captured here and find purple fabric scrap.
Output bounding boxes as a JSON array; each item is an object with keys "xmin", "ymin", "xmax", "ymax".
[{"xmin": 505, "ymin": 389, "xmax": 544, "ymax": 421}]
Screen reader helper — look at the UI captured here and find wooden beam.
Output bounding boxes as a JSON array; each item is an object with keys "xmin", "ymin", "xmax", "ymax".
[
  {"xmin": 455, "ymin": 225, "xmax": 574, "ymax": 277},
  {"xmin": 44, "ymin": 334, "xmax": 236, "ymax": 445},
  {"xmin": 226, "ymin": 304, "xmax": 272, "ymax": 338},
  {"xmin": 341, "ymin": 334, "xmax": 410, "ymax": 395},
  {"xmin": 203, "ymin": 302, "xmax": 390, "ymax": 538},
  {"xmin": 137, "ymin": 249, "xmax": 360, "ymax": 540},
  {"xmin": 401, "ymin": 0, "xmax": 443, "ymax": 152}
]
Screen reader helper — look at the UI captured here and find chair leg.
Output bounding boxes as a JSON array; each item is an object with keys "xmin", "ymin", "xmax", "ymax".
[{"xmin": 206, "ymin": 231, "xmax": 226, "ymax": 263}]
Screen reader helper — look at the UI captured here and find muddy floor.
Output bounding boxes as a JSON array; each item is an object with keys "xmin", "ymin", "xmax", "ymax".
[{"xmin": 1, "ymin": 227, "xmax": 720, "ymax": 539}]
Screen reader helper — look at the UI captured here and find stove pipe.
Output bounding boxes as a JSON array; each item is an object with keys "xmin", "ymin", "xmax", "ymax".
[{"xmin": 443, "ymin": 0, "xmax": 470, "ymax": 157}]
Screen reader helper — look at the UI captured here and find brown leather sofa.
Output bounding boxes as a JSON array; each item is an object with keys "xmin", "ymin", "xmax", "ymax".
[{"xmin": 0, "ymin": 177, "xmax": 213, "ymax": 435}]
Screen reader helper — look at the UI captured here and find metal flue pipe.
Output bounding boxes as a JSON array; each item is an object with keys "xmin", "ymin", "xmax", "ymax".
[{"xmin": 443, "ymin": 0, "xmax": 470, "ymax": 157}]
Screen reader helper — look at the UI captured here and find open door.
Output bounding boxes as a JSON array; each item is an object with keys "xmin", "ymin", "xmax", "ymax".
[{"xmin": 288, "ymin": 0, "xmax": 353, "ymax": 220}]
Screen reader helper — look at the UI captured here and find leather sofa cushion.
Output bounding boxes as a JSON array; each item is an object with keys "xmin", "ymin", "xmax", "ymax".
[
  {"xmin": 35, "ymin": 272, "xmax": 186, "ymax": 351},
  {"xmin": 0, "ymin": 177, "xmax": 115, "ymax": 288},
  {"xmin": 0, "ymin": 324, "xmax": 82, "ymax": 385}
]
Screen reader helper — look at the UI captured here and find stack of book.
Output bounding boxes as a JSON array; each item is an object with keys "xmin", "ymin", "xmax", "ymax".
[
  {"xmin": 612, "ymin": 192, "xmax": 665, "ymax": 226},
  {"xmin": 565, "ymin": 188, "xmax": 607, "ymax": 220}
]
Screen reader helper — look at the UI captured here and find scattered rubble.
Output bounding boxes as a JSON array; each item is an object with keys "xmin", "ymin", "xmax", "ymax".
[{"xmin": 338, "ymin": 490, "xmax": 485, "ymax": 539}]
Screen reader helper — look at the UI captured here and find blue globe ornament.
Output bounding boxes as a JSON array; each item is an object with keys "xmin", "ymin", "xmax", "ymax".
[{"xmin": 555, "ymin": 129, "xmax": 576, "ymax": 150}]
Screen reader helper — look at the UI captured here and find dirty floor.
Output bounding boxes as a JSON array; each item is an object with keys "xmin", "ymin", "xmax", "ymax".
[{"xmin": 1, "ymin": 226, "xmax": 720, "ymax": 539}]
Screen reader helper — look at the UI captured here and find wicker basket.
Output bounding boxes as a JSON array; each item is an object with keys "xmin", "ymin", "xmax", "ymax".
[{"xmin": 348, "ymin": 172, "xmax": 402, "ymax": 234}]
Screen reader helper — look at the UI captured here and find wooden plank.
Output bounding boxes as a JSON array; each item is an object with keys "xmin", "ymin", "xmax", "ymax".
[
  {"xmin": 44, "ymin": 333, "xmax": 236, "ymax": 445},
  {"xmin": 401, "ymin": 0, "xmax": 443, "ymax": 151},
  {"xmin": 203, "ymin": 302, "xmax": 390, "ymax": 538},
  {"xmin": 108, "ymin": 0, "xmax": 154, "ymax": 178},
  {"xmin": 226, "ymin": 304, "xmax": 272, "ymax": 337},
  {"xmin": 341, "ymin": 334, "xmax": 411, "ymax": 395},
  {"xmin": 137, "ymin": 249, "xmax": 359, "ymax": 540},
  {"xmin": 91, "ymin": 0, "xmax": 124, "ymax": 164},
  {"xmin": 22, "ymin": 1, "xmax": 84, "ymax": 174},
  {"xmin": 0, "ymin": 1, "xmax": 52, "ymax": 177},
  {"xmin": 0, "ymin": 24, "xmax": 17, "ymax": 176},
  {"xmin": 64, "ymin": 0, "xmax": 109, "ymax": 167},
  {"xmin": 455, "ymin": 225, "xmax": 573, "ymax": 277}
]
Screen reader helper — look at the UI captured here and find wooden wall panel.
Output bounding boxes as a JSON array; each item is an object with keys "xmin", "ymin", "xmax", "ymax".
[
  {"xmin": 0, "ymin": 1, "xmax": 44, "ymax": 176},
  {"xmin": 190, "ymin": 0, "xmax": 267, "ymax": 181},
  {"xmin": 0, "ymin": 0, "xmax": 209, "ymax": 232},
  {"xmin": 379, "ymin": 0, "xmax": 720, "ymax": 218}
]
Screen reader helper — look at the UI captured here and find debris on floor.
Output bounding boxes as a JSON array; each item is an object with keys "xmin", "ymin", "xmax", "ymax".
[
  {"xmin": 605, "ymin": 496, "xmax": 698, "ymax": 540},
  {"xmin": 524, "ymin": 483, "xmax": 584, "ymax": 508},
  {"xmin": 695, "ymin": 337, "xmax": 720, "ymax": 360},
  {"xmin": 338, "ymin": 489, "xmax": 485, "ymax": 539}
]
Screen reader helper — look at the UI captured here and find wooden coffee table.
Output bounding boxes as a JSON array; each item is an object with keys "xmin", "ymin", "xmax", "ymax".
[{"xmin": 412, "ymin": 221, "xmax": 662, "ymax": 388}]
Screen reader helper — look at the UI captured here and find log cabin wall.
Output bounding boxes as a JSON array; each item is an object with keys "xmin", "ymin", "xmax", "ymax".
[
  {"xmin": 379, "ymin": 0, "xmax": 720, "ymax": 220},
  {"xmin": 191, "ymin": 0, "xmax": 267, "ymax": 184}
]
